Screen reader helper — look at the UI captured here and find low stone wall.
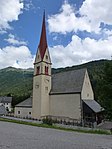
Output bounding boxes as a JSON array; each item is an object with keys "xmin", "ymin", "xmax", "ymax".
[
  {"xmin": 1, "ymin": 116, "xmax": 42, "ymax": 124},
  {"xmin": 1, "ymin": 116, "xmax": 111, "ymax": 133},
  {"xmin": 55, "ymin": 123, "xmax": 97, "ymax": 131}
]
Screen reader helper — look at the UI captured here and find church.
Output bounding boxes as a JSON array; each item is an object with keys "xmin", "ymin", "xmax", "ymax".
[{"xmin": 14, "ymin": 13, "xmax": 103, "ymax": 124}]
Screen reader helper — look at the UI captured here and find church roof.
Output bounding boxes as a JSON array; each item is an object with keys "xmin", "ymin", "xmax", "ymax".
[
  {"xmin": 50, "ymin": 68, "xmax": 86, "ymax": 94},
  {"xmin": 38, "ymin": 11, "xmax": 48, "ymax": 60},
  {"xmin": 0, "ymin": 96, "xmax": 12, "ymax": 103},
  {"xmin": 15, "ymin": 97, "xmax": 32, "ymax": 108}
]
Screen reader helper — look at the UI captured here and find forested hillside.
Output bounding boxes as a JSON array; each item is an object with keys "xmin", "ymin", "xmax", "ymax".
[
  {"xmin": 0, "ymin": 67, "xmax": 33, "ymax": 106},
  {"xmin": 0, "ymin": 59, "xmax": 112, "ymax": 119}
]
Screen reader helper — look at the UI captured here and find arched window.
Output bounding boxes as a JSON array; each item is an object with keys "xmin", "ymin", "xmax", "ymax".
[
  {"xmin": 45, "ymin": 66, "xmax": 48, "ymax": 75},
  {"xmin": 36, "ymin": 66, "xmax": 40, "ymax": 75}
]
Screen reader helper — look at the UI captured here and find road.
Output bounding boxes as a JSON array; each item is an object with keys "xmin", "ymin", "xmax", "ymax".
[{"xmin": 0, "ymin": 121, "xmax": 112, "ymax": 149}]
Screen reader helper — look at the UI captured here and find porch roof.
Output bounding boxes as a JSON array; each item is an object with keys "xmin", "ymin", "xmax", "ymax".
[{"xmin": 83, "ymin": 99, "xmax": 104, "ymax": 113}]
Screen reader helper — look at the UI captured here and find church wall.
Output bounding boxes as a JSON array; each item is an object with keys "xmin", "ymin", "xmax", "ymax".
[
  {"xmin": 49, "ymin": 93, "xmax": 81, "ymax": 122},
  {"xmin": 32, "ymin": 46, "xmax": 51, "ymax": 119},
  {"xmin": 14, "ymin": 107, "xmax": 32, "ymax": 118},
  {"xmin": 40, "ymin": 75, "xmax": 51, "ymax": 116},
  {"xmin": 32, "ymin": 75, "xmax": 42, "ymax": 118},
  {"xmin": 81, "ymin": 70, "xmax": 94, "ymax": 100},
  {"xmin": 32, "ymin": 74, "xmax": 51, "ymax": 119},
  {"xmin": 43, "ymin": 49, "xmax": 51, "ymax": 65}
]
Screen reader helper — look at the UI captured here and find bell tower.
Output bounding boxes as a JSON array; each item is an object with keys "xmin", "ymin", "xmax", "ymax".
[{"xmin": 32, "ymin": 12, "xmax": 51, "ymax": 119}]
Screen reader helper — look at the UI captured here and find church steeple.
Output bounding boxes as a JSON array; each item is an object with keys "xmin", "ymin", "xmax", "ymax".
[
  {"xmin": 38, "ymin": 11, "xmax": 48, "ymax": 60},
  {"xmin": 32, "ymin": 11, "xmax": 51, "ymax": 119}
]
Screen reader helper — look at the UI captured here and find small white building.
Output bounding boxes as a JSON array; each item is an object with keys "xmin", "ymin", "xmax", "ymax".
[
  {"xmin": 14, "ymin": 12, "xmax": 103, "ymax": 124},
  {"xmin": 15, "ymin": 97, "xmax": 32, "ymax": 118},
  {"xmin": 0, "ymin": 96, "xmax": 12, "ymax": 114}
]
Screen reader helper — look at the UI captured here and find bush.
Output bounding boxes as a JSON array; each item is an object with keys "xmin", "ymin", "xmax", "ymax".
[{"xmin": 42, "ymin": 117, "xmax": 53, "ymax": 125}]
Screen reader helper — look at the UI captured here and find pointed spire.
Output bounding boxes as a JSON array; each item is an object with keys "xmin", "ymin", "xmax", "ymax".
[{"xmin": 38, "ymin": 11, "xmax": 48, "ymax": 60}]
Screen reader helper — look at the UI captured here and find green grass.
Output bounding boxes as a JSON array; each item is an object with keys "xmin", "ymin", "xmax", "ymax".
[{"xmin": 0, "ymin": 117, "xmax": 111, "ymax": 135}]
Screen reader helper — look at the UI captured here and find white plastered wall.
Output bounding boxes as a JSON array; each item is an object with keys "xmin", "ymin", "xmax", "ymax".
[
  {"xmin": 43, "ymin": 48, "xmax": 51, "ymax": 64},
  {"xmin": 81, "ymin": 70, "xmax": 94, "ymax": 100},
  {"xmin": 50, "ymin": 94, "xmax": 81, "ymax": 121},
  {"xmin": 4, "ymin": 103, "xmax": 11, "ymax": 111},
  {"xmin": 14, "ymin": 107, "xmax": 32, "ymax": 118},
  {"xmin": 0, "ymin": 103, "xmax": 11, "ymax": 112},
  {"xmin": 32, "ymin": 48, "xmax": 51, "ymax": 119}
]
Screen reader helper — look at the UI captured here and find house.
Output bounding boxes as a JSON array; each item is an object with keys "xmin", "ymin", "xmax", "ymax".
[
  {"xmin": 0, "ymin": 105, "xmax": 7, "ymax": 116},
  {"xmin": 14, "ymin": 12, "xmax": 103, "ymax": 124},
  {"xmin": 15, "ymin": 97, "xmax": 32, "ymax": 118},
  {"xmin": 0, "ymin": 96, "xmax": 12, "ymax": 115},
  {"xmin": 0, "ymin": 96, "xmax": 12, "ymax": 112}
]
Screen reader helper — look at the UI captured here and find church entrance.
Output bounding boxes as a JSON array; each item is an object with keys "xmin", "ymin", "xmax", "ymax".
[{"xmin": 82, "ymin": 100, "xmax": 103, "ymax": 127}]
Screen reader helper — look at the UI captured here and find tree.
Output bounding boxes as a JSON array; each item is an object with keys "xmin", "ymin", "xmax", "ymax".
[{"xmin": 99, "ymin": 62, "xmax": 112, "ymax": 119}]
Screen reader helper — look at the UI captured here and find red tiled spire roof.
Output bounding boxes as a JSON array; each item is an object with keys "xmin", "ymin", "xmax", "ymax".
[{"xmin": 38, "ymin": 11, "xmax": 48, "ymax": 60}]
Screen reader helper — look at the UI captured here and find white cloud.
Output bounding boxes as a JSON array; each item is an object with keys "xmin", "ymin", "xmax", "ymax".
[
  {"xmin": 48, "ymin": 0, "xmax": 112, "ymax": 34},
  {"xmin": 5, "ymin": 34, "xmax": 27, "ymax": 46},
  {"xmin": 0, "ymin": 0, "xmax": 24, "ymax": 32},
  {"xmin": 0, "ymin": 30, "xmax": 7, "ymax": 34},
  {"xmin": 47, "ymin": 1, "xmax": 93, "ymax": 34},
  {"xmin": 47, "ymin": 0, "xmax": 112, "ymax": 68},
  {"xmin": 80, "ymin": 0, "xmax": 112, "ymax": 29},
  {"xmin": 48, "ymin": 1, "xmax": 80, "ymax": 34},
  {"xmin": 50, "ymin": 35, "xmax": 112, "ymax": 68},
  {"xmin": 1, "ymin": 0, "xmax": 112, "ymax": 69},
  {"xmin": 24, "ymin": 0, "xmax": 35, "ymax": 11},
  {"xmin": 0, "ymin": 46, "xmax": 34, "ymax": 69}
]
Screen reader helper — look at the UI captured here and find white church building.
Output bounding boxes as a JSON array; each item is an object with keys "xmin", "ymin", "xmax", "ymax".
[{"xmin": 15, "ymin": 13, "xmax": 103, "ymax": 124}]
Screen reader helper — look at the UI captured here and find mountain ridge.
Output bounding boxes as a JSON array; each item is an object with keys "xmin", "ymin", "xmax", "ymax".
[{"xmin": 0, "ymin": 59, "xmax": 111, "ymax": 106}]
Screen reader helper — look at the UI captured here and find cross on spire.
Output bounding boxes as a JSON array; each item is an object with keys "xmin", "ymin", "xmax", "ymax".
[{"xmin": 38, "ymin": 11, "xmax": 48, "ymax": 60}]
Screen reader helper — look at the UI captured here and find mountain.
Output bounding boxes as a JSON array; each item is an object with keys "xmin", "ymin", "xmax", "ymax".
[
  {"xmin": 0, "ymin": 60, "xmax": 111, "ymax": 106},
  {"xmin": 0, "ymin": 66, "xmax": 33, "ymax": 95}
]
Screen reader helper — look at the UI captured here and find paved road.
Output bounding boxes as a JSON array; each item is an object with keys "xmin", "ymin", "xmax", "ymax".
[{"xmin": 0, "ymin": 121, "xmax": 112, "ymax": 149}]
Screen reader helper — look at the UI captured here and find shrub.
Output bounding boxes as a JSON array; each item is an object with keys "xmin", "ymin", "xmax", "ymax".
[{"xmin": 42, "ymin": 117, "xmax": 53, "ymax": 125}]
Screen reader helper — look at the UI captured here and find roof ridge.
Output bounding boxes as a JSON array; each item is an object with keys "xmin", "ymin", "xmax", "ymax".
[{"xmin": 52, "ymin": 68, "xmax": 87, "ymax": 76}]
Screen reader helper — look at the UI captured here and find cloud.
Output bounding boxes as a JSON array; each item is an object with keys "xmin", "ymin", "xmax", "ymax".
[
  {"xmin": 1, "ymin": 0, "xmax": 112, "ymax": 69},
  {"xmin": 47, "ymin": 1, "xmax": 93, "ymax": 34},
  {"xmin": 47, "ymin": 0, "xmax": 112, "ymax": 68},
  {"xmin": 24, "ymin": 0, "xmax": 35, "ymax": 11},
  {"xmin": 50, "ymin": 35, "xmax": 112, "ymax": 68},
  {"xmin": 48, "ymin": 1, "xmax": 80, "ymax": 34},
  {"xmin": 5, "ymin": 34, "xmax": 27, "ymax": 46},
  {"xmin": 80, "ymin": 0, "xmax": 112, "ymax": 30},
  {"xmin": 0, "ymin": 0, "xmax": 24, "ymax": 32},
  {"xmin": 0, "ymin": 30, "xmax": 7, "ymax": 34},
  {"xmin": 48, "ymin": 0, "xmax": 112, "ymax": 34},
  {"xmin": 0, "ymin": 46, "xmax": 34, "ymax": 69}
]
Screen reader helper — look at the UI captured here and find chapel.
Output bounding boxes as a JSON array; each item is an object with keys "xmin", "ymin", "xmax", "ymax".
[{"xmin": 15, "ymin": 12, "xmax": 103, "ymax": 124}]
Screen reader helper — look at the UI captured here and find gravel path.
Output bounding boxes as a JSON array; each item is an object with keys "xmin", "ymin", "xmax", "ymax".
[{"xmin": 0, "ymin": 121, "xmax": 112, "ymax": 149}]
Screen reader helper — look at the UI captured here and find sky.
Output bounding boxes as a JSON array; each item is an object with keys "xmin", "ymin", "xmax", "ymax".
[{"xmin": 0, "ymin": 0, "xmax": 112, "ymax": 69}]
